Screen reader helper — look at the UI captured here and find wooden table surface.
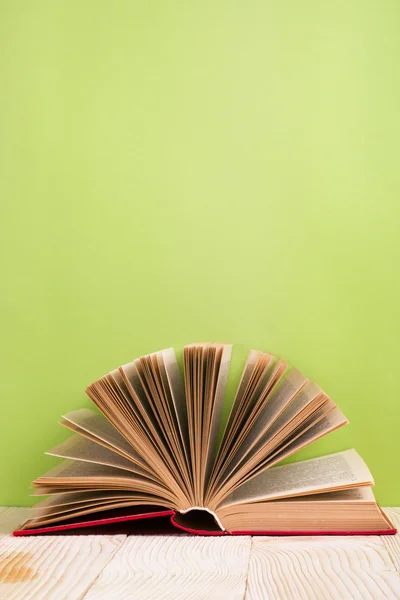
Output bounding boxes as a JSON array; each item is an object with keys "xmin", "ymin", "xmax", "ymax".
[{"xmin": 0, "ymin": 507, "xmax": 399, "ymax": 599}]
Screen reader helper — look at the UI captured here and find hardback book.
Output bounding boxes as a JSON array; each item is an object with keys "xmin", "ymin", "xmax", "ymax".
[{"xmin": 14, "ymin": 344, "xmax": 396, "ymax": 536}]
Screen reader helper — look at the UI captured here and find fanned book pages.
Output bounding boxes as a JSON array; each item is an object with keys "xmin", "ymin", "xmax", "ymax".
[{"xmin": 14, "ymin": 344, "xmax": 396, "ymax": 536}]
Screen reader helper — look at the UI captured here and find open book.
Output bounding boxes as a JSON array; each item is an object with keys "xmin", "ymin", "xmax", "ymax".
[{"xmin": 14, "ymin": 344, "xmax": 395, "ymax": 536}]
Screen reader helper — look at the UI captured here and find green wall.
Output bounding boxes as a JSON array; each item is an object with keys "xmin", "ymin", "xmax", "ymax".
[{"xmin": 1, "ymin": 1, "xmax": 399, "ymax": 506}]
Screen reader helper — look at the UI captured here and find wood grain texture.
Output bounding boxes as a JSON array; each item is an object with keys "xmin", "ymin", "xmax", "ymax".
[
  {"xmin": 0, "ymin": 533, "xmax": 125, "ymax": 600},
  {"xmin": 0, "ymin": 507, "xmax": 399, "ymax": 599},
  {"xmin": 245, "ymin": 535, "xmax": 400, "ymax": 600},
  {"xmin": 0, "ymin": 507, "xmax": 30, "ymax": 539},
  {"xmin": 84, "ymin": 534, "xmax": 252, "ymax": 600},
  {"xmin": 382, "ymin": 508, "xmax": 400, "ymax": 572}
]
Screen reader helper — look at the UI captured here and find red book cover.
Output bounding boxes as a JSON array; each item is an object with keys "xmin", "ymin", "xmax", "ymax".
[{"xmin": 13, "ymin": 506, "xmax": 397, "ymax": 537}]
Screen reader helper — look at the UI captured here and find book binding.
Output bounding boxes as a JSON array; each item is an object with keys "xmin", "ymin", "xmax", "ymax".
[{"xmin": 13, "ymin": 509, "xmax": 397, "ymax": 537}]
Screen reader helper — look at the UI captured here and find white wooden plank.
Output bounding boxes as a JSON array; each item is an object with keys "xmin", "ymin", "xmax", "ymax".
[
  {"xmin": 0, "ymin": 533, "xmax": 126, "ymax": 600},
  {"xmin": 84, "ymin": 534, "xmax": 252, "ymax": 600},
  {"xmin": 0, "ymin": 507, "xmax": 30, "ymax": 539},
  {"xmin": 382, "ymin": 507, "xmax": 400, "ymax": 572},
  {"xmin": 0, "ymin": 506, "xmax": 399, "ymax": 599},
  {"xmin": 245, "ymin": 535, "xmax": 400, "ymax": 600}
]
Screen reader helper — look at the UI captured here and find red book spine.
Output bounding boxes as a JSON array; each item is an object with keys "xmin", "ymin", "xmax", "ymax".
[{"xmin": 13, "ymin": 510, "xmax": 397, "ymax": 537}]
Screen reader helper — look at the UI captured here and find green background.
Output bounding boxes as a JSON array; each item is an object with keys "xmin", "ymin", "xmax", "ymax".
[{"xmin": 1, "ymin": 1, "xmax": 399, "ymax": 506}]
